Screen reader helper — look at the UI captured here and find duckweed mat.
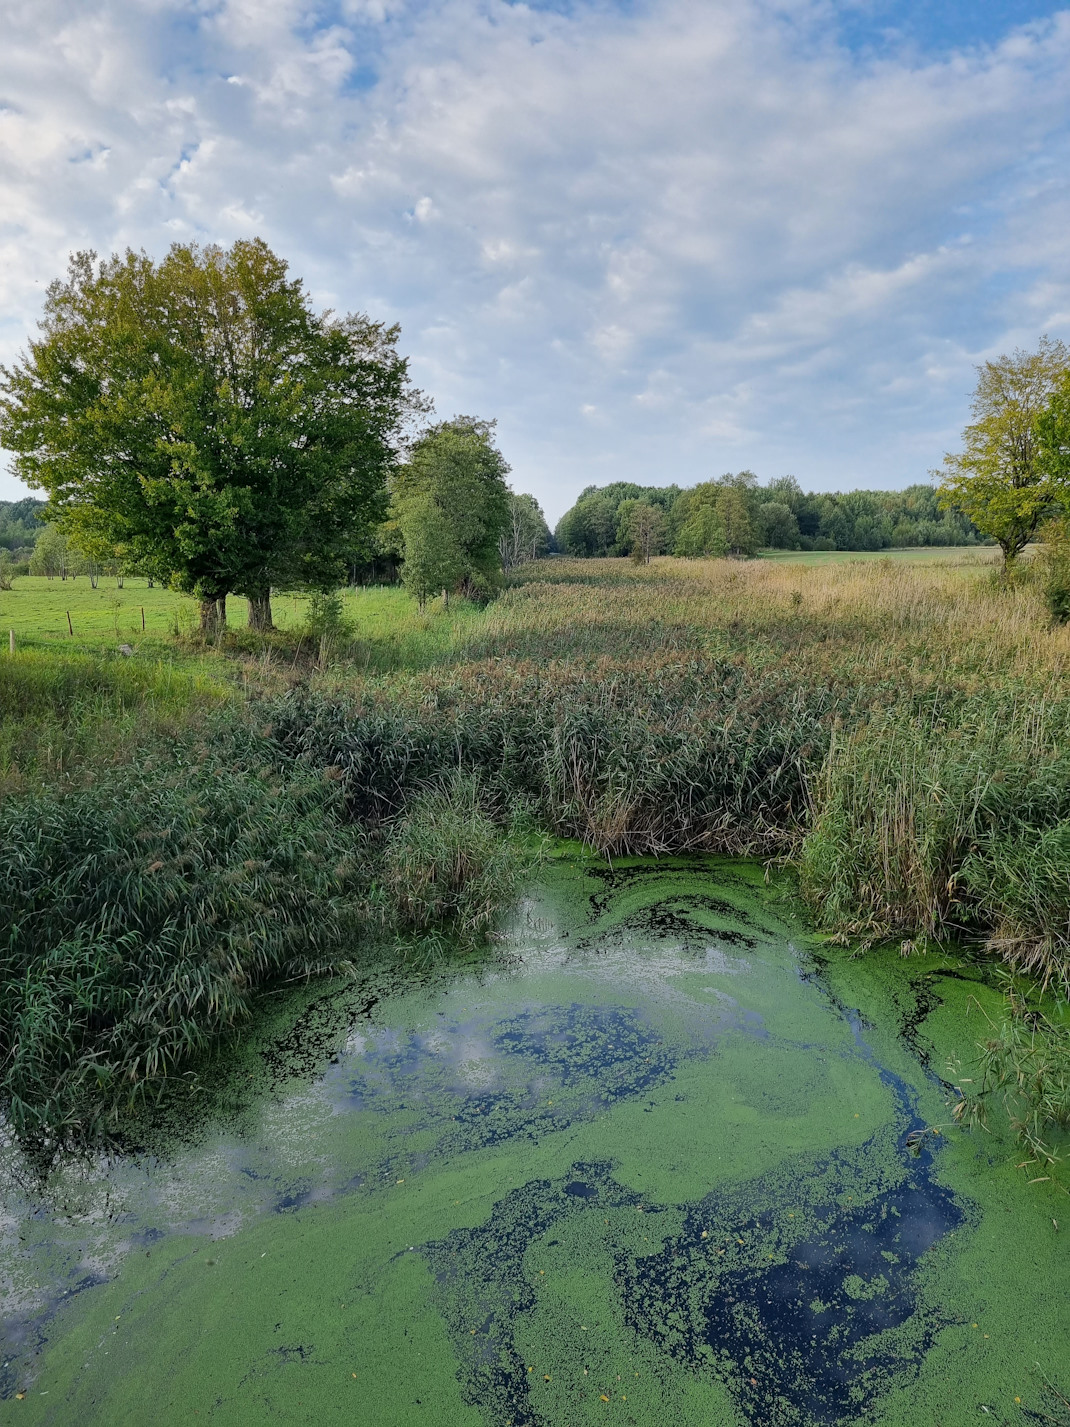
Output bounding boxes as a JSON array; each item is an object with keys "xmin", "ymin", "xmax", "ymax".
[{"xmin": 2, "ymin": 858, "xmax": 1068, "ymax": 1425}]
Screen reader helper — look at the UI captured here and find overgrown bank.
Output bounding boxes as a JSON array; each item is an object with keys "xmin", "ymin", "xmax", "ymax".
[{"xmin": 3, "ymin": 551, "xmax": 1070, "ymax": 1160}]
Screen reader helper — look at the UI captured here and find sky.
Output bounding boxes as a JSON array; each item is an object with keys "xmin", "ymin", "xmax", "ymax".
[{"xmin": 1, "ymin": 1, "xmax": 1069, "ymax": 522}]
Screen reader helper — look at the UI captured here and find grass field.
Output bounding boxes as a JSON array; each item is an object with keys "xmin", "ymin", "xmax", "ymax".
[
  {"xmin": 0, "ymin": 575, "xmax": 487, "ymax": 672},
  {"xmin": 0, "ymin": 546, "xmax": 999, "ymax": 650}
]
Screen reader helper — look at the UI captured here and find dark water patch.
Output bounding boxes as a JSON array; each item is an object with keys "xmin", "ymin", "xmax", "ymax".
[
  {"xmin": 421, "ymin": 1027, "xmax": 973, "ymax": 1427},
  {"xmin": 423, "ymin": 1163, "xmax": 644, "ymax": 1427}
]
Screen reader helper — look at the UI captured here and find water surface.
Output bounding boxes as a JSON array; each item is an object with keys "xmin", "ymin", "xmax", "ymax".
[{"xmin": 2, "ymin": 858, "xmax": 1067, "ymax": 1424}]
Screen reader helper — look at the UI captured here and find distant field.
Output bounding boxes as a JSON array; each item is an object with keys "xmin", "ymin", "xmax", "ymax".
[{"xmin": 758, "ymin": 545, "xmax": 1001, "ymax": 566}]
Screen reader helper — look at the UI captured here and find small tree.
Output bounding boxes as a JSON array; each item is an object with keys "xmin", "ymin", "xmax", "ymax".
[
  {"xmin": 393, "ymin": 417, "xmax": 510, "ymax": 601},
  {"xmin": 937, "ymin": 336, "xmax": 1069, "ymax": 570},
  {"xmin": 717, "ymin": 485, "xmax": 757, "ymax": 556},
  {"xmin": 619, "ymin": 500, "xmax": 667, "ymax": 564},
  {"xmin": 28, "ymin": 524, "xmax": 68, "ymax": 580},
  {"xmin": 758, "ymin": 501, "xmax": 800, "ymax": 550},
  {"xmin": 499, "ymin": 492, "xmax": 550, "ymax": 568},
  {"xmin": 400, "ymin": 495, "xmax": 464, "ymax": 611}
]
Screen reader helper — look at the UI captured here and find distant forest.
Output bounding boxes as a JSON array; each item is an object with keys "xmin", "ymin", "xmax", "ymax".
[
  {"xmin": 0, "ymin": 498, "xmax": 45, "ymax": 558},
  {"xmin": 554, "ymin": 474, "xmax": 982, "ymax": 558}
]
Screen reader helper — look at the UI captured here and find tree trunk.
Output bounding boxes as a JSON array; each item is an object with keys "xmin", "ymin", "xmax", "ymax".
[
  {"xmin": 247, "ymin": 590, "xmax": 274, "ymax": 631},
  {"xmin": 199, "ymin": 597, "xmax": 222, "ymax": 636}
]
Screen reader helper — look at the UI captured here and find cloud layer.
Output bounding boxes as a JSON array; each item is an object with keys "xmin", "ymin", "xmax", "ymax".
[{"xmin": 2, "ymin": 0, "xmax": 1069, "ymax": 517}]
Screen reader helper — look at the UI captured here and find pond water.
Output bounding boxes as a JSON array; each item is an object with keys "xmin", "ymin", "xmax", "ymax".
[{"xmin": 2, "ymin": 857, "xmax": 1068, "ymax": 1425}]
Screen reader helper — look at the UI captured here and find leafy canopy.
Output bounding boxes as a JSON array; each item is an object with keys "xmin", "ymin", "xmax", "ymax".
[
  {"xmin": 0, "ymin": 241, "xmax": 420, "ymax": 609},
  {"xmin": 391, "ymin": 417, "xmax": 511, "ymax": 599},
  {"xmin": 938, "ymin": 336, "xmax": 1070, "ymax": 564}
]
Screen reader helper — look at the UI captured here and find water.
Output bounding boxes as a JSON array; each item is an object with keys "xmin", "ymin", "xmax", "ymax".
[{"xmin": 2, "ymin": 858, "xmax": 1067, "ymax": 1424}]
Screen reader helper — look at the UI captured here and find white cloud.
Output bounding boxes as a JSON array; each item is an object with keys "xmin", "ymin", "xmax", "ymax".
[{"xmin": 1, "ymin": 0, "xmax": 1070, "ymax": 518}]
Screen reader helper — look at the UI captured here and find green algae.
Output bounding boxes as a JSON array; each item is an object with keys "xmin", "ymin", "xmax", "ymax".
[{"xmin": 3, "ymin": 858, "xmax": 1069, "ymax": 1425}]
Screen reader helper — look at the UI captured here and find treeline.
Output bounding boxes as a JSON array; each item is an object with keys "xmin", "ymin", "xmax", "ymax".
[
  {"xmin": 555, "ymin": 474, "xmax": 981, "ymax": 559},
  {"xmin": 0, "ymin": 498, "xmax": 45, "ymax": 561}
]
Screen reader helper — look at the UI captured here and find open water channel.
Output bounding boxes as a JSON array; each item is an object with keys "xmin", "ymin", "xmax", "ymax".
[{"xmin": 2, "ymin": 857, "xmax": 1068, "ymax": 1425}]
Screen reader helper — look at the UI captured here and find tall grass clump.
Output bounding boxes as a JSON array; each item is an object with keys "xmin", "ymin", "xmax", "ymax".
[
  {"xmin": 0, "ymin": 716, "xmax": 534, "ymax": 1160},
  {"xmin": 798, "ymin": 695, "xmax": 1070, "ymax": 987},
  {"xmin": 382, "ymin": 771, "xmax": 532, "ymax": 937},
  {"xmin": 954, "ymin": 982, "xmax": 1070, "ymax": 1173},
  {"xmin": 0, "ymin": 735, "xmax": 368, "ymax": 1157},
  {"xmin": 267, "ymin": 661, "xmax": 847, "ymax": 857}
]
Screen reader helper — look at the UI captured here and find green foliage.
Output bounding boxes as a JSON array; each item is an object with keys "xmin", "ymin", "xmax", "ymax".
[
  {"xmin": 0, "ymin": 731, "xmax": 368, "ymax": 1155},
  {"xmin": 717, "ymin": 482, "xmax": 758, "ymax": 556},
  {"xmin": 302, "ymin": 590, "xmax": 357, "ymax": 664},
  {"xmin": 938, "ymin": 336, "xmax": 1070, "ymax": 565},
  {"xmin": 499, "ymin": 491, "xmax": 552, "ymax": 568},
  {"xmin": 558, "ymin": 474, "xmax": 975, "ymax": 557},
  {"xmin": 392, "ymin": 416, "xmax": 511, "ymax": 602},
  {"xmin": 0, "ymin": 241, "xmax": 419, "ymax": 625},
  {"xmin": 758, "ymin": 501, "xmax": 800, "ymax": 549},
  {"xmin": 555, "ymin": 482, "xmax": 679, "ymax": 557},
  {"xmin": 674, "ymin": 502, "xmax": 727, "ymax": 557},
  {"xmin": 955, "ymin": 981, "xmax": 1070, "ymax": 1170},
  {"xmin": 399, "ymin": 493, "xmax": 466, "ymax": 610},
  {"xmin": 0, "ymin": 496, "xmax": 46, "ymax": 557},
  {"xmin": 28, "ymin": 523, "xmax": 72, "ymax": 578},
  {"xmin": 616, "ymin": 499, "xmax": 668, "ymax": 563},
  {"xmin": 382, "ymin": 771, "xmax": 531, "ymax": 937},
  {"xmin": 1037, "ymin": 518, "xmax": 1070, "ymax": 624}
]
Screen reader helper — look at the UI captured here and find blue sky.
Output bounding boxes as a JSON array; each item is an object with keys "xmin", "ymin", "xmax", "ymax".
[{"xmin": 2, "ymin": 0, "xmax": 1069, "ymax": 521}]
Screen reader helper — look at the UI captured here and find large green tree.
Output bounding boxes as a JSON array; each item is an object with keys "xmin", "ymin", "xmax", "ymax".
[
  {"xmin": 937, "ymin": 336, "xmax": 1070, "ymax": 569},
  {"xmin": 0, "ymin": 241, "xmax": 418, "ymax": 631},
  {"xmin": 392, "ymin": 417, "xmax": 511, "ymax": 600}
]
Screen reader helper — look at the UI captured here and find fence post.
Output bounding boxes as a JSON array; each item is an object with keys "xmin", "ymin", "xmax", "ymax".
[
  {"xmin": 8, "ymin": 629, "xmax": 13, "ymax": 655},
  {"xmin": 67, "ymin": 611, "xmax": 73, "ymax": 636},
  {"xmin": 141, "ymin": 606, "xmax": 146, "ymax": 631}
]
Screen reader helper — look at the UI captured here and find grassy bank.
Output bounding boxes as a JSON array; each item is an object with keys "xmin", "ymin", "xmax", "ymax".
[{"xmin": 2, "ymin": 548, "xmax": 1069, "ymax": 1160}]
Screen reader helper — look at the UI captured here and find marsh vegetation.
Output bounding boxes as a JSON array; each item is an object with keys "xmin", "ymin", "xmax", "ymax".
[{"xmin": 2, "ymin": 547, "xmax": 1070, "ymax": 1167}]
